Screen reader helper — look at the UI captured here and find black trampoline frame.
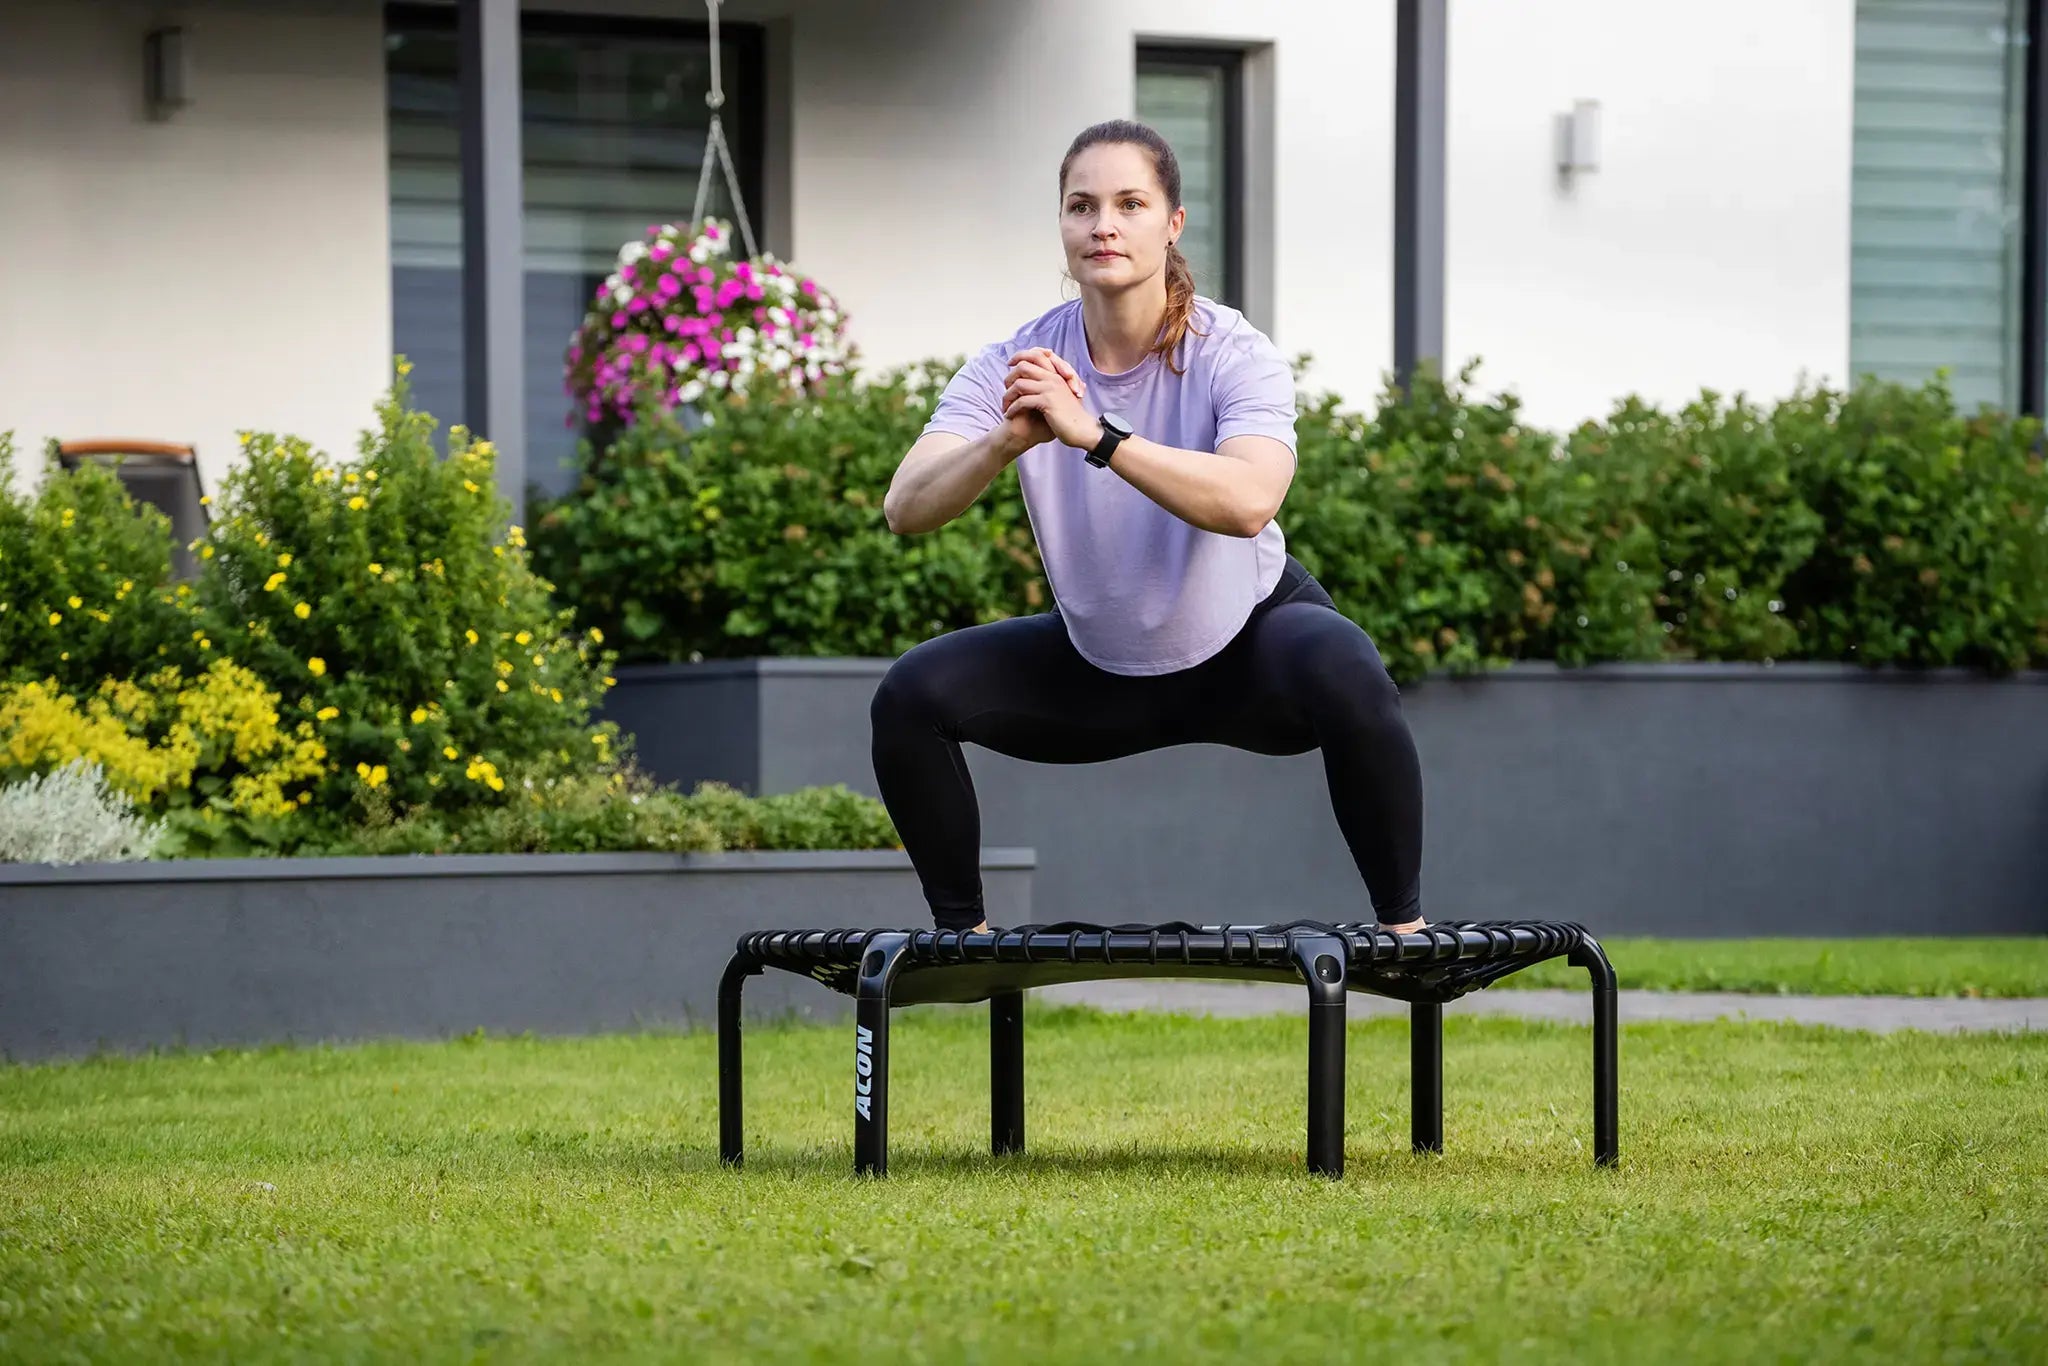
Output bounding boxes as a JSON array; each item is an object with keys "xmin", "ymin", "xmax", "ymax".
[{"xmin": 719, "ymin": 919, "xmax": 1618, "ymax": 1178}]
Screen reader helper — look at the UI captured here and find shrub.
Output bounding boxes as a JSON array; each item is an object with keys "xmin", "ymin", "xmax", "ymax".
[
  {"xmin": 563, "ymin": 218, "xmax": 854, "ymax": 432},
  {"xmin": 531, "ymin": 363, "xmax": 1043, "ymax": 661},
  {"xmin": 190, "ymin": 366, "xmax": 624, "ymax": 826},
  {"xmin": 310, "ymin": 769, "xmax": 898, "ymax": 857},
  {"xmin": 0, "ymin": 433, "xmax": 198, "ymax": 692},
  {"xmin": 1573, "ymin": 391, "xmax": 1823, "ymax": 661},
  {"xmin": 1773, "ymin": 376, "xmax": 2048, "ymax": 671},
  {"xmin": 1289, "ymin": 362, "xmax": 1665, "ymax": 681},
  {"xmin": 0, "ymin": 661, "xmax": 329, "ymax": 857},
  {"xmin": 0, "ymin": 759, "xmax": 164, "ymax": 865}
]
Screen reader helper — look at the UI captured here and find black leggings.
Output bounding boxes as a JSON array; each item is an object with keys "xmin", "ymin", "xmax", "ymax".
[{"xmin": 869, "ymin": 556, "xmax": 1425, "ymax": 931}]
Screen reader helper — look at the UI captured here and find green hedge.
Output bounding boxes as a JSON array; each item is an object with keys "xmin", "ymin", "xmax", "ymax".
[
  {"xmin": 531, "ymin": 361, "xmax": 2048, "ymax": 681},
  {"xmin": 0, "ymin": 374, "xmax": 902, "ymax": 860}
]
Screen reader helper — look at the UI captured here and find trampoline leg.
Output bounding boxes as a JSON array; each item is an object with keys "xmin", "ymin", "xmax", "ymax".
[
  {"xmin": 853, "ymin": 933, "xmax": 910, "ymax": 1177},
  {"xmin": 991, "ymin": 990, "xmax": 1025, "ymax": 1156},
  {"xmin": 717, "ymin": 955, "xmax": 757, "ymax": 1167},
  {"xmin": 1292, "ymin": 935, "xmax": 1349, "ymax": 1178},
  {"xmin": 1570, "ymin": 937, "xmax": 1620, "ymax": 1167},
  {"xmin": 1411, "ymin": 1002, "xmax": 1443, "ymax": 1155}
]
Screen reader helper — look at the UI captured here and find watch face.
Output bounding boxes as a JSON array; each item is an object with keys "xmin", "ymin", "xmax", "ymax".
[{"xmin": 1102, "ymin": 413, "xmax": 1133, "ymax": 439}]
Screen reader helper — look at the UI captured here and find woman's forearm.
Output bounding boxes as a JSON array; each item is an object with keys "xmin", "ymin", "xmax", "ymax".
[
  {"xmin": 1100, "ymin": 435, "xmax": 1279, "ymax": 538},
  {"xmin": 884, "ymin": 428, "xmax": 1027, "ymax": 534}
]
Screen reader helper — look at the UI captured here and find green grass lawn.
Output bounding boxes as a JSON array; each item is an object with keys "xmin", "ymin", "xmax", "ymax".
[
  {"xmin": 3, "ymin": 1009, "xmax": 2043, "ymax": 1364},
  {"xmin": 1504, "ymin": 936, "xmax": 2048, "ymax": 997}
]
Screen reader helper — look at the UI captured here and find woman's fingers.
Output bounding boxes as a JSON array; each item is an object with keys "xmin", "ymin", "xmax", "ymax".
[{"xmin": 1009, "ymin": 350, "xmax": 1086, "ymax": 400}]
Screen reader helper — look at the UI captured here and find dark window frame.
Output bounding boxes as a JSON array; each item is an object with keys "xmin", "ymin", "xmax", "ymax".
[
  {"xmin": 1136, "ymin": 43, "xmax": 1246, "ymax": 310},
  {"xmin": 384, "ymin": 2, "xmax": 767, "ymax": 255}
]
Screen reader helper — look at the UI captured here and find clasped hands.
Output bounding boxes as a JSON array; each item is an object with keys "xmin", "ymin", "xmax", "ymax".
[{"xmin": 1000, "ymin": 348, "xmax": 1104, "ymax": 456}]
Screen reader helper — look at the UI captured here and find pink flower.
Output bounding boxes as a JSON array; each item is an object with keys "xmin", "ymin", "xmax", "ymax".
[
  {"xmin": 664, "ymin": 314, "xmax": 682, "ymax": 333},
  {"xmin": 698, "ymin": 266, "xmax": 716, "ymax": 285},
  {"xmin": 657, "ymin": 273, "xmax": 682, "ymax": 299},
  {"xmin": 627, "ymin": 296, "xmax": 651, "ymax": 314},
  {"xmin": 801, "ymin": 279, "xmax": 818, "ymax": 296},
  {"xmin": 651, "ymin": 243, "xmax": 673, "ymax": 262},
  {"xmin": 693, "ymin": 287, "xmax": 714, "ymax": 311},
  {"xmin": 735, "ymin": 261, "xmax": 753, "ymax": 282},
  {"xmin": 671, "ymin": 257, "xmax": 691, "ymax": 275},
  {"xmin": 680, "ymin": 342, "xmax": 700, "ymax": 362},
  {"xmin": 612, "ymin": 312, "xmax": 628, "ymax": 329}
]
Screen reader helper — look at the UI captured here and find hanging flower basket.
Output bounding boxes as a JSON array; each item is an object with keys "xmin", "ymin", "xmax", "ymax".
[{"xmin": 562, "ymin": 219, "xmax": 855, "ymax": 430}]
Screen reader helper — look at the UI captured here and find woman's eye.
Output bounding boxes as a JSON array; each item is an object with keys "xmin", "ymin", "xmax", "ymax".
[{"xmin": 1123, "ymin": 199, "xmax": 1143, "ymax": 211}]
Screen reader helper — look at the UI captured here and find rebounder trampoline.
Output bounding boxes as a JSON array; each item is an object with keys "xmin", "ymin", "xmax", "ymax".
[{"xmin": 719, "ymin": 919, "xmax": 1618, "ymax": 1178}]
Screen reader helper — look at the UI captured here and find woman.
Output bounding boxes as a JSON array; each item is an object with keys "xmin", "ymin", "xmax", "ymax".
[{"xmin": 873, "ymin": 118, "xmax": 1426, "ymax": 936}]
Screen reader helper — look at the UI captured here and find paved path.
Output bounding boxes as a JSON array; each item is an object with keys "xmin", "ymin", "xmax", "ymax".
[{"xmin": 1034, "ymin": 980, "xmax": 2048, "ymax": 1034}]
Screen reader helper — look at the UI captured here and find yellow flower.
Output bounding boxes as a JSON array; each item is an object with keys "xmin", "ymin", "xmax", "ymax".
[
  {"xmin": 531, "ymin": 654, "xmax": 545, "ymax": 668},
  {"xmin": 496, "ymin": 680, "xmax": 509, "ymax": 693},
  {"xmin": 549, "ymin": 688, "xmax": 563, "ymax": 703},
  {"xmin": 396, "ymin": 358, "xmax": 414, "ymax": 377},
  {"xmin": 443, "ymin": 746, "xmax": 459, "ymax": 760},
  {"xmin": 487, "ymin": 774, "xmax": 504, "ymax": 792},
  {"xmin": 199, "ymin": 495, "xmax": 212, "ymax": 507},
  {"xmin": 47, "ymin": 612, "xmax": 61, "ymax": 626},
  {"xmin": 464, "ymin": 480, "xmax": 480, "ymax": 494},
  {"xmin": 294, "ymin": 602, "xmax": 311, "ymax": 619},
  {"xmin": 308, "ymin": 657, "xmax": 327, "ymax": 677},
  {"xmin": 365, "ymin": 470, "xmax": 379, "ymax": 482},
  {"xmin": 66, "ymin": 595, "xmax": 82, "ymax": 609},
  {"xmin": 348, "ymin": 495, "xmax": 367, "ymax": 511},
  {"xmin": 515, "ymin": 631, "xmax": 532, "ymax": 646},
  {"xmin": 263, "ymin": 572, "xmax": 287, "ymax": 592},
  {"xmin": 276, "ymin": 553, "xmax": 293, "ymax": 568},
  {"xmin": 410, "ymin": 707, "xmax": 428, "ymax": 724},
  {"xmin": 603, "ymin": 675, "xmax": 616, "ymax": 687},
  {"xmin": 198, "ymin": 638, "xmax": 212, "ymax": 651},
  {"xmin": 316, "ymin": 706, "xmax": 339, "ymax": 721},
  {"xmin": 355, "ymin": 762, "xmax": 388, "ymax": 789},
  {"xmin": 344, "ymin": 472, "xmax": 359, "ymax": 485},
  {"xmin": 200, "ymin": 545, "xmax": 214, "ymax": 560},
  {"xmin": 60, "ymin": 509, "xmax": 75, "ymax": 527},
  {"xmin": 492, "ymin": 546, "xmax": 505, "ymax": 558},
  {"xmin": 588, "ymin": 627, "xmax": 605, "ymax": 644},
  {"xmin": 368, "ymin": 563, "xmax": 383, "ymax": 575},
  {"xmin": 119, "ymin": 580, "xmax": 134, "ymax": 596},
  {"xmin": 465, "ymin": 629, "xmax": 479, "ymax": 646}
]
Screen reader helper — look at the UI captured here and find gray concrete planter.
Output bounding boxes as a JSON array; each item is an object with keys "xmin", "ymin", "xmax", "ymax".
[
  {"xmin": 0, "ymin": 848, "xmax": 1033, "ymax": 1061},
  {"xmin": 602, "ymin": 658, "xmax": 2048, "ymax": 939}
]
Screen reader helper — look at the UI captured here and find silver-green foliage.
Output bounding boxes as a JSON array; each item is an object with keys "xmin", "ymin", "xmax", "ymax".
[{"xmin": 0, "ymin": 759, "xmax": 163, "ymax": 864}]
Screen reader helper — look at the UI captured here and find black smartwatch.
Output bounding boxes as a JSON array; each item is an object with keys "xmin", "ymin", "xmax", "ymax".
[{"xmin": 1085, "ymin": 412, "xmax": 1133, "ymax": 468}]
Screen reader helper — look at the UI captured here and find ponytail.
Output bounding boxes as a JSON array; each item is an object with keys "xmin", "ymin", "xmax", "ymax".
[{"xmin": 1156, "ymin": 241, "xmax": 1202, "ymax": 376}]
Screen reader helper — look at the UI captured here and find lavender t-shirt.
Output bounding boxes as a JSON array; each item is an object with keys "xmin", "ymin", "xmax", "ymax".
[{"xmin": 921, "ymin": 297, "xmax": 1298, "ymax": 676}]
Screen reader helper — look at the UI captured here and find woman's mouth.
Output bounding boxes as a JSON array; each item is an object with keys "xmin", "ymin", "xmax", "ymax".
[{"xmin": 1088, "ymin": 251, "xmax": 1122, "ymax": 261}]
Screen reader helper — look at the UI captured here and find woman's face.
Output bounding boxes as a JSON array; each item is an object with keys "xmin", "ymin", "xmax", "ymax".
[{"xmin": 1060, "ymin": 142, "xmax": 1185, "ymax": 294}]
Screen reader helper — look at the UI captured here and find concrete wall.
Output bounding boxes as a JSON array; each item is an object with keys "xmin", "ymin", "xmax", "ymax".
[
  {"xmin": 0, "ymin": 0, "xmax": 394, "ymax": 498},
  {"xmin": 602, "ymin": 659, "xmax": 2048, "ymax": 940},
  {"xmin": 0, "ymin": 849, "xmax": 1036, "ymax": 1061}
]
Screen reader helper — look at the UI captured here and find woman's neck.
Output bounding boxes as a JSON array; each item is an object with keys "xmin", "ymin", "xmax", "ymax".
[{"xmin": 1080, "ymin": 277, "xmax": 1168, "ymax": 376}]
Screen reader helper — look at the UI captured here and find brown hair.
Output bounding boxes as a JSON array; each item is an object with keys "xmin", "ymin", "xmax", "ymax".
[{"xmin": 1058, "ymin": 119, "xmax": 1205, "ymax": 375}]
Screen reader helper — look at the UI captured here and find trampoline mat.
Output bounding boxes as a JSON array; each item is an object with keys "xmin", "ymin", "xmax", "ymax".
[{"xmin": 735, "ymin": 918, "xmax": 1592, "ymax": 1007}]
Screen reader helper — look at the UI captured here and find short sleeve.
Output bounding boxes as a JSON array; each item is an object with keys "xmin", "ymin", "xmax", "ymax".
[
  {"xmin": 920, "ymin": 342, "xmax": 1008, "ymax": 441},
  {"xmin": 1211, "ymin": 323, "xmax": 1299, "ymax": 457}
]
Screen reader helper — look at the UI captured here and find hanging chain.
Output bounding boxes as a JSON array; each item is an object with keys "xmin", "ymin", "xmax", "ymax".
[{"xmin": 690, "ymin": 0, "xmax": 759, "ymax": 258}]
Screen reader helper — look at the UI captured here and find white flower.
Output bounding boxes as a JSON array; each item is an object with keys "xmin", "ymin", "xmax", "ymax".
[
  {"xmin": 709, "ymin": 370, "xmax": 729, "ymax": 389},
  {"xmin": 618, "ymin": 240, "xmax": 647, "ymax": 267},
  {"xmin": 679, "ymin": 380, "xmax": 706, "ymax": 403},
  {"xmin": 612, "ymin": 285, "xmax": 633, "ymax": 305},
  {"xmin": 767, "ymin": 350, "xmax": 791, "ymax": 373}
]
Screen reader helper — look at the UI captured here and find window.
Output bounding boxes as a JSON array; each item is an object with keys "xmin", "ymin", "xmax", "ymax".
[
  {"xmin": 385, "ymin": 6, "xmax": 763, "ymax": 492},
  {"xmin": 1136, "ymin": 45, "xmax": 1244, "ymax": 309},
  {"xmin": 1849, "ymin": 0, "xmax": 2027, "ymax": 412}
]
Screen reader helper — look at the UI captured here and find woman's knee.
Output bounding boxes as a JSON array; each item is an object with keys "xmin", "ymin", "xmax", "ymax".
[
  {"xmin": 1273, "ymin": 611, "xmax": 1403, "ymax": 722},
  {"xmin": 870, "ymin": 640, "xmax": 952, "ymax": 733}
]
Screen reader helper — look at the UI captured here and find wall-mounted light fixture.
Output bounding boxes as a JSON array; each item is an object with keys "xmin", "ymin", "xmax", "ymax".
[
  {"xmin": 145, "ymin": 26, "xmax": 190, "ymax": 121},
  {"xmin": 1554, "ymin": 98, "xmax": 1601, "ymax": 189}
]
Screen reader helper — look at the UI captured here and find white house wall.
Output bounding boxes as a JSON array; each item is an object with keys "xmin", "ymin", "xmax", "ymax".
[
  {"xmin": 0, "ymin": 0, "xmax": 1859, "ymax": 502},
  {"xmin": 0, "ymin": 0, "xmax": 392, "ymax": 496},
  {"xmin": 1444, "ymin": 0, "xmax": 1856, "ymax": 429}
]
